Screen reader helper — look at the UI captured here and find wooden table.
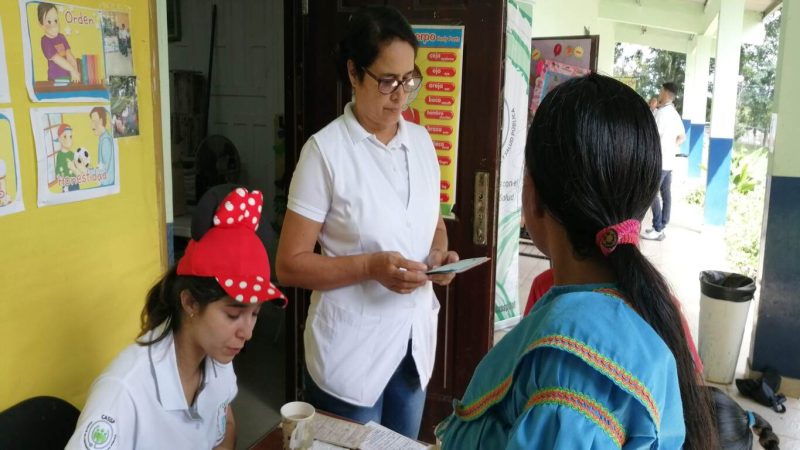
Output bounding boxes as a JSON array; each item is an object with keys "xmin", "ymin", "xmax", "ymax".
[{"xmin": 248, "ymin": 425, "xmax": 282, "ymax": 450}]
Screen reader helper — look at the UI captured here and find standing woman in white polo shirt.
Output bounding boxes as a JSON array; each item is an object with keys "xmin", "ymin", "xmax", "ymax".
[
  {"xmin": 66, "ymin": 186, "xmax": 286, "ymax": 450},
  {"xmin": 276, "ymin": 6, "xmax": 459, "ymax": 440}
]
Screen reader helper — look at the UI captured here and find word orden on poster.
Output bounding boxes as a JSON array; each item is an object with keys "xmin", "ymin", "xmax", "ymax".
[{"xmin": 406, "ymin": 26, "xmax": 464, "ymax": 218}]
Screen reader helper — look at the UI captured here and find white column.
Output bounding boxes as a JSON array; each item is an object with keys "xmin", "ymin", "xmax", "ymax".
[
  {"xmin": 705, "ymin": 0, "xmax": 744, "ymax": 225},
  {"xmin": 687, "ymin": 34, "xmax": 712, "ymax": 177},
  {"xmin": 595, "ymin": 20, "xmax": 616, "ymax": 76},
  {"xmin": 709, "ymin": 0, "xmax": 744, "ymax": 140},
  {"xmin": 691, "ymin": 36, "xmax": 712, "ymax": 124},
  {"xmin": 683, "ymin": 38, "xmax": 696, "ymax": 120}
]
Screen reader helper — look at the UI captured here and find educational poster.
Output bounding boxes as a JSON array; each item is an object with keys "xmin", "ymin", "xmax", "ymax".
[
  {"xmin": 19, "ymin": 1, "xmax": 110, "ymax": 102},
  {"xmin": 101, "ymin": 11, "xmax": 133, "ymax": 76},
  {"xmin": 530, "ymin": 60, "xmax": 591, "ymax": 117},
  {"xmin": 109, "ymin": 76, "xmax": 138, "ymax": 137},
  {"xmin": 405, "ymin": 25, "xmax": 465, "ymax": 217},
  {"xmin": 495, "ymin": 0, "xmax": 533, "ymax": 327},
  {"xmin": 0, "ymin": 19, "xmax": 11, "ymax": 103},
  {"xmin": 31, "ymin": 105, "xmax": 119, "ymax": 206},
  {"xmin": 0, "ymin": 109, "xmax": 24, "ymax": 216},
  {"xmin": 528, "ymin": 35, "xmax": 598, "ymax": 123}
]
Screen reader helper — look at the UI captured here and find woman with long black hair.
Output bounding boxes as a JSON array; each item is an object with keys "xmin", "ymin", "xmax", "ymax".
[{"xmin": 436, "ymin": 73, "xmax": 717, "ymax": 449}]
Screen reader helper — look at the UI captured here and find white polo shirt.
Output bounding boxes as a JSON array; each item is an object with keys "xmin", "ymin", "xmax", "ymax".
[
  {"xmin": 654, "ymin": 103, "xmax": 685, "ymax": 171},
  {"xmin": 66, "ymin": 327, "xmax": 237, "ymax": 450},
  {"xmin": 288, "ymin": 102, "xmax": 441, "ymax": 407}
]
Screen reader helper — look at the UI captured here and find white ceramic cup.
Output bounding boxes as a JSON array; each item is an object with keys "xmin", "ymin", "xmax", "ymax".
[{"xmin": 279, "ymin": 401, "xmax": 315, "ymax": 450}]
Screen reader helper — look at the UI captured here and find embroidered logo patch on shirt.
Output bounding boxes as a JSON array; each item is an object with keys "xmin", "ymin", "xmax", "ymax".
[
  {"xmin": 215, "ymin": 402, "xmax": 228, "ymax": 444},
  {"xmin": 82, "ymin": 414, "xmax": 118, "ymax": 449}
]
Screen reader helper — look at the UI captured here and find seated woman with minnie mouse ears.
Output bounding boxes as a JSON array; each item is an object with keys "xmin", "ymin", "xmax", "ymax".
[{"xmin": 67, "ymin": 185, "xmax": 285, "ymax": 450}]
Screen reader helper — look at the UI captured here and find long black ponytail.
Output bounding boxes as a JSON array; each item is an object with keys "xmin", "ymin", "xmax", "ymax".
[
  {"xmin": 526, "ymin": 73, "xmax": 717, "ymax": 449},
  {"xmin": 708, "ymin": 386, "xmax": 780, "ymax": 449},
  {"xmin": 138, "ymin": 266, "xmax": 227, "ymax": 345}
]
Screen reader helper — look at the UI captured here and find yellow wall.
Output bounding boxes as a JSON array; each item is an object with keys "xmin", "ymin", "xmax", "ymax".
[{"xmin": 0, "ymin": 0, "xmax": 164, "ymax": 410}]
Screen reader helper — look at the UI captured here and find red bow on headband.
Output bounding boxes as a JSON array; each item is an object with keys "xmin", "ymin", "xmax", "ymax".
[{"xmin": 177, "ymin": 188, "xmax": 285, "ymax": 304}]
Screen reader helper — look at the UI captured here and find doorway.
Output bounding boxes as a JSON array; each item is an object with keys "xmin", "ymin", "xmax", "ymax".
[
  {"xmin": 166, "ymin": 0, "xmax": 287, "ymax": 447},
  {"xmin": 283, "ymin": 0, "xmax": 506, "ymax": 442}
]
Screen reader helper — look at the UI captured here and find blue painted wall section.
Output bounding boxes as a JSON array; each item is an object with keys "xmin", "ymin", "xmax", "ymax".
[
  {"xmin": 688, "ymin": 123, "xmax": 704, "ymax": 178},
  {"xmin": 705, "ymin": 137, "xmax": 733, "ymax": 225},
  {"xmin": 680, "ymin": 119, "xmax": 691, "ymax": 156},
  {"xmin": 752, "ymin": 176, "xmax": 800, "ymax": 378}
]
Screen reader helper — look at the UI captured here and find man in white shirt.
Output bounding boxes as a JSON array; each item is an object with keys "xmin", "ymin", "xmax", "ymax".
[{"xmin": 642, "ymin": 82, "xmax": 686, "ymax": 241}]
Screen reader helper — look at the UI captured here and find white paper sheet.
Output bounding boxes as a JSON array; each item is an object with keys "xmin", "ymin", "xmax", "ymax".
[
  {"xmin": 360, "ymin": 421, "xmax": 431, "ymax": 450},
  {"xmin": 312, "ymin": 414, "xmax": 370, "ymax": 449}
]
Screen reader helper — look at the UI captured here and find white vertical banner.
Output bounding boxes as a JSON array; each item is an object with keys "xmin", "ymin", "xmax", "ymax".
[{"xmin": 495, "ymin": 0, "xmax": 533, "ymax": 328}]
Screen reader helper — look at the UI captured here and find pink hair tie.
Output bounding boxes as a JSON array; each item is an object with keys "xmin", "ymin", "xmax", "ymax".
[{"xmin": 596, "ymin": 219, "xmax": 640, "ymax": 256}]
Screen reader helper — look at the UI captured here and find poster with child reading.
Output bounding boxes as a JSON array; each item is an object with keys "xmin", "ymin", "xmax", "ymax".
[
  {"xmin": 0, "ymin": 109, "xmax": 24, "ymax": 216},
  {"xmin": 19, "ymin": 1, "xmax": 109, "ymax": 102},
  {"xmin": 31, "ymin": 105, "xmax": 119, "ymax": 206}
]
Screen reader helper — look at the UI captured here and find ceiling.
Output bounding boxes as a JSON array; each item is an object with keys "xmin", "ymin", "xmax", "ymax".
[{"xmin": 685, "ymin": 0, "xmax": 780, "ymax": 14}]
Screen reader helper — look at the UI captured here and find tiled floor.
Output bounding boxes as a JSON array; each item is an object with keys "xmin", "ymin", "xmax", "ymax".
[{"xmin": 511, "ymin": 155, "xmax": 800, "ymax": 449}]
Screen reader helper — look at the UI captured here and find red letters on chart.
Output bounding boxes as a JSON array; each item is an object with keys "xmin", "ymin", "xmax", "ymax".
[
  {"xmin": 426, "ymin": 67, "xmax": 456, "ymax": 77},
  {"xmin": 433, "ymin": 140, "xmax": 452, "ymax": 151},
  {"xmin": 425, "ymin": 95, "xmax": 454, "ymax": 106},
  {"xmin": 440, "ymin": 180, "xmax": 450, "ymax": 190},
  {"xmin": 426, "ymin": 125, "xmax": 453, "ymax": 136},
  {"xmin": 440, "ymin": 193, "xmax": 450, "ymax": 202},
  {"xmin": 437, "ymin": 155, "xmax": 452, "ymax": 166},
  {"xmin": 426, "ymin": 81, "xmax": 455, "ymax": 92},
  {"xmin": 427, "ymin": 52, "xmax": 457, "ymax": 62},
  {"xmin": 425, "ymin": 110, "xmax": 454, "ymax": 120}
]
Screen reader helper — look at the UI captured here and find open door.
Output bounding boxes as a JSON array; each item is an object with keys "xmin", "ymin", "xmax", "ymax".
[{"xmin": 284, "ymin": 0, "xmax": 506, "ymax": 441}]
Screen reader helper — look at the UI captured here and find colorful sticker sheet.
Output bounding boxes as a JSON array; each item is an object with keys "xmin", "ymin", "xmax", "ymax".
[
  {"xmin": 529, "ymin": 36, "xmax": 596, "ymax": 121},
  {"xmin": 530, "ymin": 60, "xmax": 591, "ymax": 117},
  {"xmin": 0, "ymin": 109, "xmax": 24, "ymax": 216},
  {"xmin": 406, "ymin": 25, "xmax": 465, "ymax": 218},
  {"xmin": 31, "ymin": 105, "xmax": 119, "ymax": 206}
]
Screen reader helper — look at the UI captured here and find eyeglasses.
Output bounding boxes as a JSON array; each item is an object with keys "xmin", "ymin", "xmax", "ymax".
[{"xmin": 362, "ymin": 67, "xmax": 422, "ymax": 95}]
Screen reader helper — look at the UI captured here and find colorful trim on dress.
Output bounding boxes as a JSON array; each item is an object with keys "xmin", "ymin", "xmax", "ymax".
[
  {"xmin": 593, "ymin": 287, "xmax": 629, "ymax": 303},
  {"xmin": 529, "ymin": 335, "xmax": 661, "ymax": 428},
  {"xmin": 454, "ymin": 376, "xmax": 513, "ymax": 420},
  {"xmin": 526, "ymin": 387, "xmax": 626, "ymax": 448}
]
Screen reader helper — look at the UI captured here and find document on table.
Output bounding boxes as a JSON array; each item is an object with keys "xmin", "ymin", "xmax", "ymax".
[
  {"xmin": 426, "ymin": 256, "xmax": 490, "ymax": 275},
  {"xmin": 312, "ymin": 414, "xmax": 371, "ymax": 449},
  {"xmin": 312, "ymin": 441, "xmax": 348, "ymax": 450},
  {"xmin": 360, "ymin": 421, "xmax": 432, "ymax": 450}
]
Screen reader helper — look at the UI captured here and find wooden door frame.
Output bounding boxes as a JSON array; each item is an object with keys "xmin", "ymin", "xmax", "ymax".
[{"xmin": 282, "ymin": 0, "xmax": 507, "ymax": 439}]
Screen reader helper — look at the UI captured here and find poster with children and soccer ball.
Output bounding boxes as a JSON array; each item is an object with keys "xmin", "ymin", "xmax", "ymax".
[
  {"xmin": 31, "ymin": 105, "xmax": 119, "ymax": 206},
  {"xmin": 19, "ymin": 1, "xmax": 110, "ymax": 102}
]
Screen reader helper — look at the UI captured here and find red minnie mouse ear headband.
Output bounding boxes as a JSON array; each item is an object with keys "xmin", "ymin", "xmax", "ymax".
[{"xmin": 177, "ymin": 186, "xmax": 286, "ymax": 305}]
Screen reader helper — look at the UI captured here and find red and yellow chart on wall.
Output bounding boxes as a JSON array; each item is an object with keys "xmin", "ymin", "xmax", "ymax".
[{"xmin": 406, "ymin": 25, "xmax": 464, "ymax": 217}]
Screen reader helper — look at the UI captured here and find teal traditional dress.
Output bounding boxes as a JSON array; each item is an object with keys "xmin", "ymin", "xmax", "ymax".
[{"xmin": 435, "ymin": 285, "xmax": 686, "ymax": 449}]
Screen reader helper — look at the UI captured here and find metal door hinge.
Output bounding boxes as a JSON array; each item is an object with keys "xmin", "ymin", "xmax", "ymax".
[{"xmin": 473, "ymin": 172, "xmax": 489, "ymax": 245}]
